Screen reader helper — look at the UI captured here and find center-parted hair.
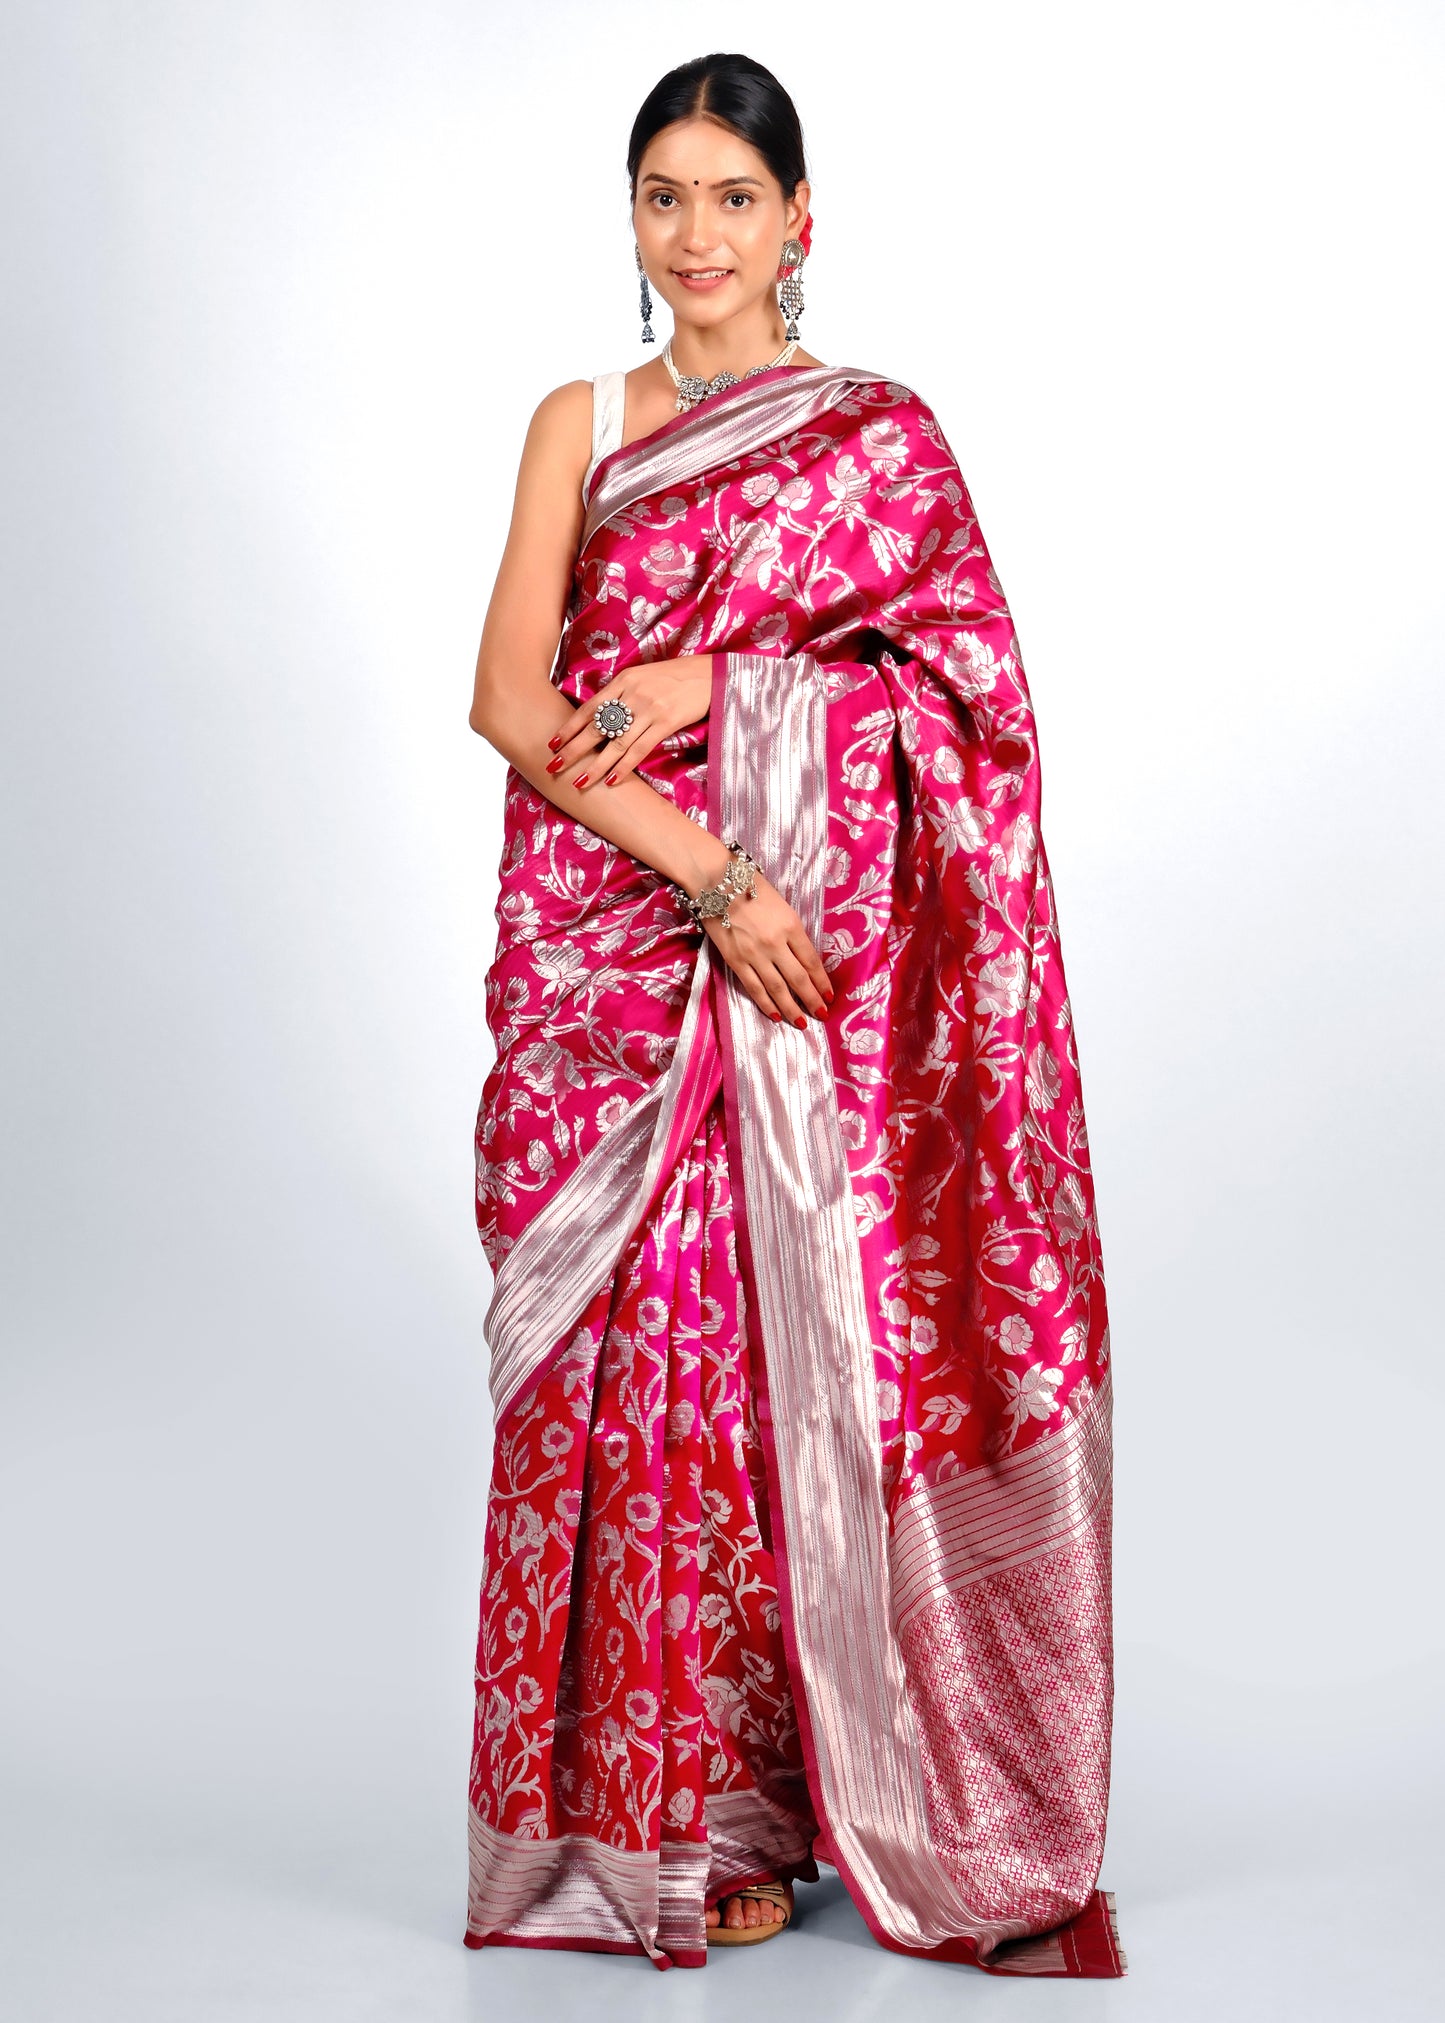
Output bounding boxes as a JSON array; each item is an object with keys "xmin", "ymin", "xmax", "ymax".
[{"xmin": 626, "ymin": 54, "xmax": 807, "ymax": 200}]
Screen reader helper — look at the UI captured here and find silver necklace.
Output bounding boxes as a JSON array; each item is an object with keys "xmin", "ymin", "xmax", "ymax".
[{"xmin": 661, "ymin": 336, "xmax": 800, "ymax": 412}]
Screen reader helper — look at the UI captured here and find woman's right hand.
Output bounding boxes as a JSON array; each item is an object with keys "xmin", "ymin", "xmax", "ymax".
[{"xmin": 698, "ymin": 869, "xmax": 835, "ymax": 1028}]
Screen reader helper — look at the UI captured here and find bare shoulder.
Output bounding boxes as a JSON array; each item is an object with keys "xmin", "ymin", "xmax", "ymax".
[
  {"xmin": 621, "ymin": 357, "xmax": 677, "ymax": 446},
  {"xmin": 531, "ymin": 377, "xmax": 593, "ymax": 428},
  {"xmin": 522, "ymin": 377, "xmax": 593, "ymax": 472}
]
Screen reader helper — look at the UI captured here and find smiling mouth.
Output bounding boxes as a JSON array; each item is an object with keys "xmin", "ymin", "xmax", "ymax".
[{"xmin": 674, "ymin": 268, "xmax": 733, "ymax": 279}]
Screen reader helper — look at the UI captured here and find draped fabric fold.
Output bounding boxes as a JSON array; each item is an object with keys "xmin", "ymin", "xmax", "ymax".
[{"xmin": 467, "ymin": 363, "xmax": 1124, "ymax": 1976}]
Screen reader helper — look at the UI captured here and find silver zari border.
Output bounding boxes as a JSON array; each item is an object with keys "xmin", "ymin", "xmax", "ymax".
[
  {"xmin": 484, "ymin": 941, "xmax": 711, "ymax": 1423},
  {"xmin": 580, "ymin": 364, "xmax": 887, "ymax": 554},
  {"xmin": 712, "ymin": 650, "xmax": 1024, "ymax": 1955},
  {"xmin": 889, "ymin": 1365, "xmax": 1114, "ymax": 1629},
  {"xmin": 465, "ymin": 1791, "xmax": 816, "ymax": 1963},
  {"xmin": 466, "ymin": 1808, "xmax": 711, "ymax": 1962}
]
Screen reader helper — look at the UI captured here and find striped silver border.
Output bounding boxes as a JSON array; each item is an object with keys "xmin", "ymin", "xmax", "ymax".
[
  {"xmin": 580, "ymin": 364, "xmax": 886, "ymax": 553},
  {"xmin": 713, "ymin": 649, "xmax": 1025, "ymax": 1954},
  {"xmin": 890, "ymin": 1367, "xmax": 1114, "ymax": 1629},
  {"xmin": 465, "ymin": 1791, "xmax": 816, "ymax": 1961},
  {"xmin": 484, "ymin": 941, "xmax": 713, "ymax": 1423}
]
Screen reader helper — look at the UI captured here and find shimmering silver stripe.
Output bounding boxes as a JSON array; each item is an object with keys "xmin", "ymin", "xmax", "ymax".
[
  {"xmin": 466, "ymin": 1808, "xmax": 713, "ymax": 1961},
  {"xmin": 580, "ymin": 364, "xmax": 886, "ymax": 553},
  {"xmin": 889, "ymin": 1368, "xmax": 1114, "ymax": 1630},
  {"xmin": 702, "ymin": 1789, "xmax": 817, "ymax": 1898},
  {"xmin": 485, "ymin": 942, "xmax": 710, "ymax": 1423},
  {"xmin": 715, "ymin": 650, "xmax": 1018, "ymax": 1956}
]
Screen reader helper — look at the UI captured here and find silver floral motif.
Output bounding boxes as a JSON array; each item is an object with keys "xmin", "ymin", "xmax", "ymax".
[{"xmin": 470, "ymin": 375, "xmax": 1115, "ymax": 1954}]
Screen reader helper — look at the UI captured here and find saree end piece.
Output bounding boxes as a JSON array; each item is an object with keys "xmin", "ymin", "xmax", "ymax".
[{"xmin": 975, "ymin": 1889, "xmax": 1127, "ymax": 1979}]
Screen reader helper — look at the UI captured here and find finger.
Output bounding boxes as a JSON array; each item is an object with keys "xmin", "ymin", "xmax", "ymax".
[
  {"xmin": 774, "ymin": 943, "xmax": 831, "ymax": 1019},
  {"xmin": 547, "ymin": 688, "xmax": 637, "ymax": 773},
  {"xmin": 567, "ymin": 728, "xmax": 621, "ymax": 787},
  {"xmin": 753, "ymin": 958, "xmax": 809, "ymax": 1028},
  {"xmin": 717, "ymin": 952, "xmax": 786, "ymax": 1026},
  {"xmin": 598, "ymin": 721, "xmax": 659, "ymax": 785},
  {"xmin": 545, "ymin": 721, "xmax": 603, "ymax": 775},
  {"xmin": 595, "ymin": 726, "xmax": 641, "ymax": 779},
  {"xmin": 548, "ymin": 741, "xmax": 603, "ymax": 785},
  {"xmin": 786, "ymin": 930, "xmax": 836, "ymax": 1009}
]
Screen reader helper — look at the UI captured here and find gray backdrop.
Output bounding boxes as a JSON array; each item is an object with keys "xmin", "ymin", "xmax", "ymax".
[{"xmin": 3, "ymin": 2, "xmax": 1441, "ymax": 2017}]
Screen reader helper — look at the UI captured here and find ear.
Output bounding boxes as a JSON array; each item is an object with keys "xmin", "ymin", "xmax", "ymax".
[{"xmin": 785, "ymin": 179, "xmax": 811, "ymax": 239}]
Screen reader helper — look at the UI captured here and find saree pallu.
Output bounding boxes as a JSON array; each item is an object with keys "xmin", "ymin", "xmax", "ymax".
[{"xmin": 466, "ymin": 363, "xmax": 1124, "ymax": 1976}]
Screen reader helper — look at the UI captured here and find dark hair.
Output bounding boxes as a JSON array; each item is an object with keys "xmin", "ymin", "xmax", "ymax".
[{"xmin": 626, "ymin": 54, "xmax": 807, "ymax": 200}]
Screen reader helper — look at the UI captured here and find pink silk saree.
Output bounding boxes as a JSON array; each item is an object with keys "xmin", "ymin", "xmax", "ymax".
[{"xmin": 466, "ymin": 362, "xmax": 1124, "ymax": 1977}]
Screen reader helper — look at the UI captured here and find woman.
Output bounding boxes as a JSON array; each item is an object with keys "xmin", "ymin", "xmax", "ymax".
[{"xmin": 465, "ymin": 52, "xmax": 1124, "ymax": 1977}]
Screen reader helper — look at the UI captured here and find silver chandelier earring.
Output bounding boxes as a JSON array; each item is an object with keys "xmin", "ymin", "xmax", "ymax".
[
  {"xmin": 635, "ymin": 243, "xmax": 655, "ymax": 345},
  {"xmin": 777, "ymin": 238, "xmax": 806, "ymax": 341}
]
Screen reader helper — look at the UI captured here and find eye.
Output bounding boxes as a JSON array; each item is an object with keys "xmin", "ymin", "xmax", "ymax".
[
  {"xmin": 649, "ymin": 191, "xmax": 676, "ymax": 209},
  {"xmin": 725, "ymin": 192, "xmax": 753, "ymax": 208}
]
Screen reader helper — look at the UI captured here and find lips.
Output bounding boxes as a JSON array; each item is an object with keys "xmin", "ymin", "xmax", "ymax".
[{"xmin": 673, "ymin": 267, "xmax": 734, "ymax": 291}]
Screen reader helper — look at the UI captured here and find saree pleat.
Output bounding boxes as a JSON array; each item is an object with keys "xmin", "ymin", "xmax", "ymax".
[
  {"xmin": 468, "ymin": 362, "xmax": 1124, "ymax": 1976},
  {"xmin": 470, "ymin": 1058, "xmax": 820, "ymax": 1964}
]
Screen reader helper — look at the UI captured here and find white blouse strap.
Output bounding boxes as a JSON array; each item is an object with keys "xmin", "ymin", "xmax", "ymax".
[{"xmin": 584, "ymin": 371, "xmax": 627, "ymax": 499}]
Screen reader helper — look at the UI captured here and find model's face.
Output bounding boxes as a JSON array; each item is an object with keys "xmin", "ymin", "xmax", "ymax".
[{"xmin": 632, "ymin": 116, "xmax": 809, "ymax": 332}]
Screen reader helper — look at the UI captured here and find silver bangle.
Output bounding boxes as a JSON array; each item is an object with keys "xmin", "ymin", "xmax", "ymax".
[{"xmin": 679, "ymin": 839, "xmax": 759, "ymax": 929}]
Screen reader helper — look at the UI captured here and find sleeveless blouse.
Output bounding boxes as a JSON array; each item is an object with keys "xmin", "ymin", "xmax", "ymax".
[{"xmin": 582, "ymin": 371, "xmax": 626, "ymax": 501}]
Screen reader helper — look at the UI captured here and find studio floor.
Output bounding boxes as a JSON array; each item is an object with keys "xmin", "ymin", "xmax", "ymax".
[{"xmin": 4, "ymin": 1654, "xmax": 1437, "ymax": 2023}]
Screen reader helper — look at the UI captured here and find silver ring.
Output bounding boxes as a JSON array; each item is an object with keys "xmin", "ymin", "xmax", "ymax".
[{"xmin": 592, "ymin": 699, "xmax": 634, "ymax": 740}]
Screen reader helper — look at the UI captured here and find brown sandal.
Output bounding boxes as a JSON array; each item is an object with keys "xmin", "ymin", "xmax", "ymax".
[{"xmin": 706, "ymin": 1877, "xmax": 794, "ymax": 1946}]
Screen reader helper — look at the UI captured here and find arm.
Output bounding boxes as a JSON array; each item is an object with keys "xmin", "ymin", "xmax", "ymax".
[
  {"xmin": 468, "ymin": 382, "xmax": 832, "ymax": 1028},
  {"xmin": 468, "ymin": 380, "xmax": 732, "ymax": 901}
]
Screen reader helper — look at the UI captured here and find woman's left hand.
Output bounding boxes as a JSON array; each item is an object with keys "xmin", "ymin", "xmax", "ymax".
[{"xmin": 545, "ymin": 654, "xmax": 713, "ymax": 789}]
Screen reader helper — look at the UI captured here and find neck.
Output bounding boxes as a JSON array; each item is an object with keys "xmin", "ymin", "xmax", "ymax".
[{"xmin": 667, "ymin": 309, "xmax": 791, "ymax": 381}]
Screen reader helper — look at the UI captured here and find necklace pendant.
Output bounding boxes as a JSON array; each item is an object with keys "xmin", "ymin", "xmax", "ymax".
[{"xmin": 662, "ymin": 338, "xmax": 801, "ymax": 410}]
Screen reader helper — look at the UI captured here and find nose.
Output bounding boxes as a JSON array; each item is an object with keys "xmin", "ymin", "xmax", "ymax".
[{"xmin": 677, "ymin": 201, "xmax": 721, "ymax": 258}]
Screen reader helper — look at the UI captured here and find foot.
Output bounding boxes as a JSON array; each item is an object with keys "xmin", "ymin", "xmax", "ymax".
[{"xmin": 705, "ymin": 1884, "xmax": 786, "ymax": 1933}]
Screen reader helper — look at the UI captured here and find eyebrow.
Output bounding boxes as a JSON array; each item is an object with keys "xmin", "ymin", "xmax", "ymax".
[{"xmin": 640, "ymin": 173, "xmax": 766, "ymax": 189}]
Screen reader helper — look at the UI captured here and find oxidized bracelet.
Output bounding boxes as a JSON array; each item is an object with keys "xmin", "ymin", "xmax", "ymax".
[{"xmin": 678, "ymin": 839, "xmax": 759, "ymax": 929}]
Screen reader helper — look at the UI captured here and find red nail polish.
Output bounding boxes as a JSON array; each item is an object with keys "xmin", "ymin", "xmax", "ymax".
[
  {"xmin": 547, "ymin": 734, "xmax": 562, "ymax": 751},
  {"xmin": 545, "ymin": 757, "xmax": 563, "ymax": 773},
  {"xmin": 605, "ymin": 771, "xmax": 619, "ymax": 785},
  {"xmin": 574, "ymin": 774, "xmax": 588, "ymax": 787},
  {"xmin": 794, "ymin": 1017, "xmax": 807, "ymax": 1030}
]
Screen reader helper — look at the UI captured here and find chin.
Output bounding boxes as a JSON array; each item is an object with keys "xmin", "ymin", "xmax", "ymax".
[{"xmin": 667, "ymin": 289, "xmax": 758, "ymax": 327}]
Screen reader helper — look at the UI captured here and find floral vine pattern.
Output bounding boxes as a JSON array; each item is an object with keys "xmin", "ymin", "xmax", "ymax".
[{"xmin": 470, "ymin": 376, "xmax": 1109, "ymax": 1927}]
